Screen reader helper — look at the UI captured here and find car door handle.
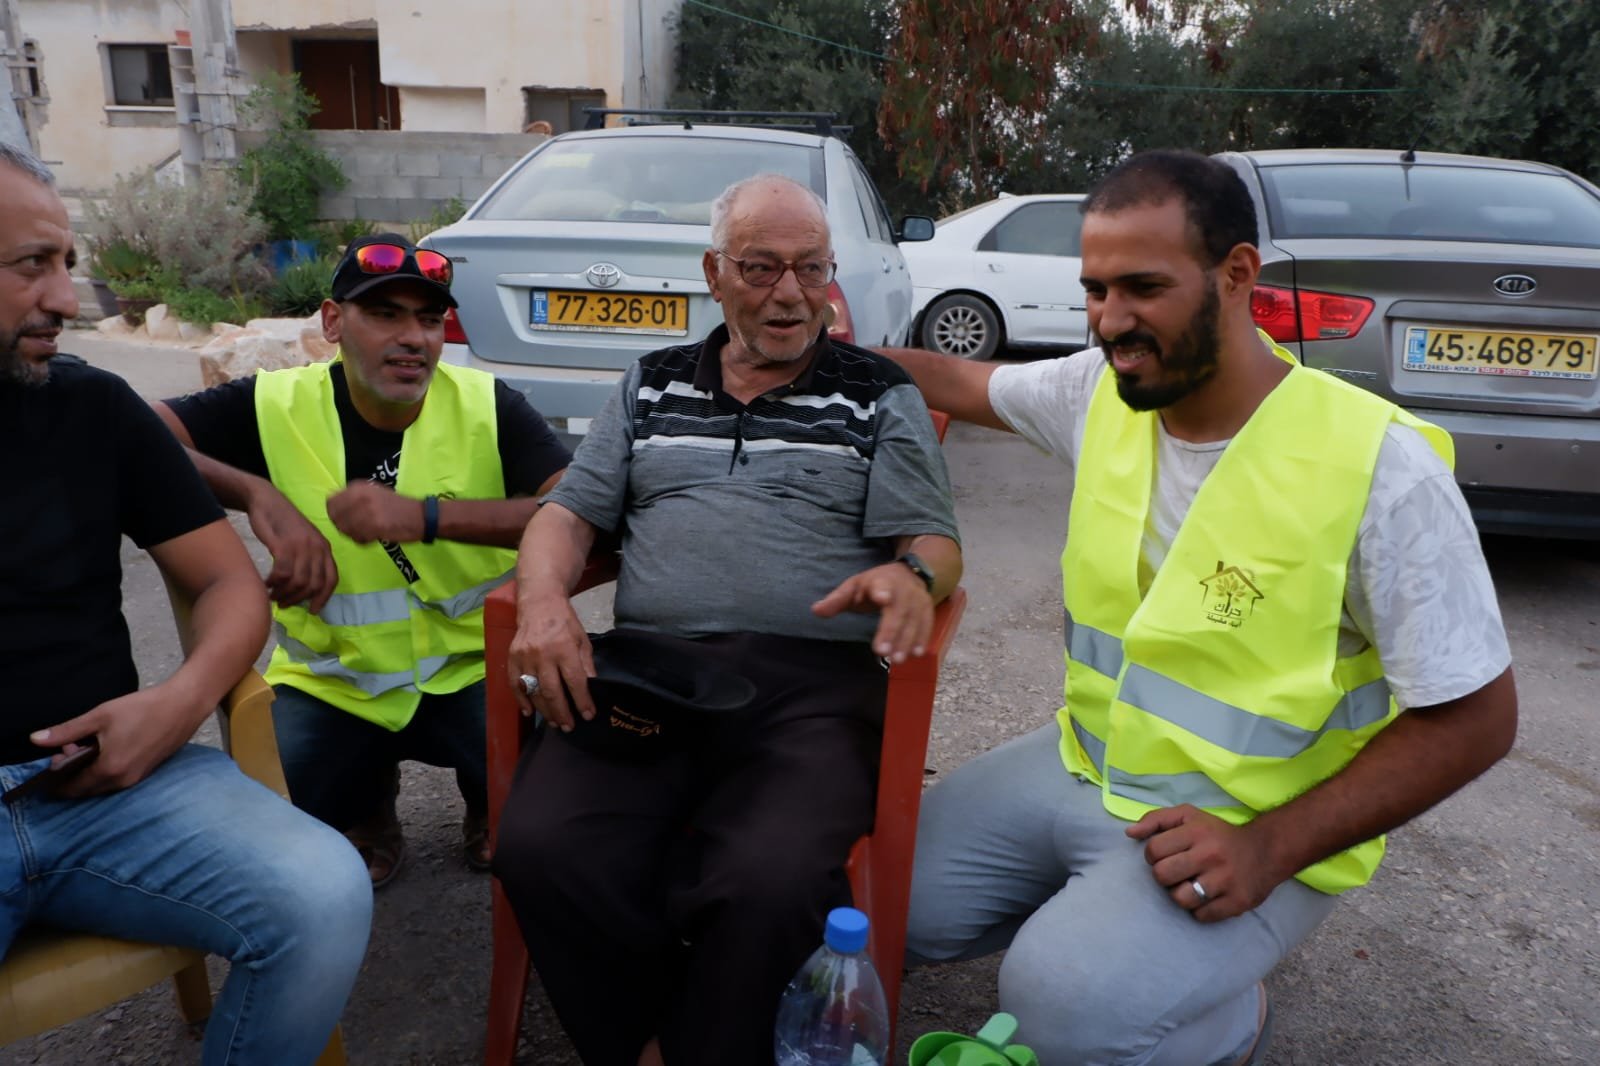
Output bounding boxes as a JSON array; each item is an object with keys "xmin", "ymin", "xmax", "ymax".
[
  {"xmin": 987, "ymin": 262, "xmax": 1004, "ymax": 273},
  {"xmin": 881, "ymin": 258, "xmax": 892, "ymax": 273}
]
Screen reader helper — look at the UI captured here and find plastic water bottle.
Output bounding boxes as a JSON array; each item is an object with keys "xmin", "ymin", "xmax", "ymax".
[{"xmin": 773, "ymin": 906, "xmax": 891, "ymax": 1066}]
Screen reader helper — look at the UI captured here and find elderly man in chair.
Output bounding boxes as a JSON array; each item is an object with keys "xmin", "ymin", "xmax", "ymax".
[
  {"xmin": 0, "ymin": 140, "xmax": 371, "ymax": 1064},
  {"xmin": 496, "ymin": 173, "xmax": 963, "ymax": 1066}
]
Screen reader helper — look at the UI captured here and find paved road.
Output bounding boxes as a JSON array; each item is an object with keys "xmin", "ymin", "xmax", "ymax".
[{"xmin": 5, "ymin": 330, "xmax": 1598, "ymax": 1064}]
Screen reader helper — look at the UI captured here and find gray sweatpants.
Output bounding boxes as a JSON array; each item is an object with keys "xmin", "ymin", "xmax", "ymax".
[{"xmin": 906, "ymin": 725, "xmax": 1338, "ymax": 1066}]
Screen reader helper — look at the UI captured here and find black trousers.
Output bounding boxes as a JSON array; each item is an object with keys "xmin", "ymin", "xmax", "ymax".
[{"xmin": 493, "ymin": 631, "xmax": 888, "ymax": 1066}]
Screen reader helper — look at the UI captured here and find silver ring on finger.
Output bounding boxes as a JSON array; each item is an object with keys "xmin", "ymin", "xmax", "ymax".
[
  {"xmin": 1190, "ymin": 878, "xmax": 1209, "ymax": 902},
  {"xmin": 517, "ymin": 673, "xmax": 540, "ymax": 697}
]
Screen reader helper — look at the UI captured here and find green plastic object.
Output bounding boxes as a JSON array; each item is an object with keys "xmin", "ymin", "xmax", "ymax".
[{"xmin": 907, "ymin": 1012, "xmax": 1040, "ymax": 1066}]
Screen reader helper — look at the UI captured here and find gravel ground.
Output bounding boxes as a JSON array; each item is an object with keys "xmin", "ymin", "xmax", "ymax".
[{"xmin": 4, "ymin": 332, "xmax": 1597, "ymax": 1065}]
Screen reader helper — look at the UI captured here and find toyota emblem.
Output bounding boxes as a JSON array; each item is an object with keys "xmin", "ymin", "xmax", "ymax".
[
  {"xmin": 585, "ymin": 263, "xmax": 622, "ymax": 288},
  {"xmin": 1493, "ymin": 274, "xmax": 1536, "ymax": 298}
]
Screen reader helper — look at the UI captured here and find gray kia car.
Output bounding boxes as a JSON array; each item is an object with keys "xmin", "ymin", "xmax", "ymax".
[
  {"xmin": 1216, "ymin": 148, "xmax": 1600, "ymax": 538},
  {"xmin": 422, "ymin": 113, "xmax": 932, "ymax": 433}
]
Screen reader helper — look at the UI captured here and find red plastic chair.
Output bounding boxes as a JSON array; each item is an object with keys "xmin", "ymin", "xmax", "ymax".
[
  {"xmin": 482, "ymin": 407, "xmax": 961, "ymax": 1063},
  {"xmin": 482, "ymin": 575, "xmax": 965, "ymax": 1064}
]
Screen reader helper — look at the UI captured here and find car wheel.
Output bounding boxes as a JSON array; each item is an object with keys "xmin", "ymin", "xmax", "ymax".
[{"xmin": 922, "ymin": 294, "xmax": 1001, "ymax": 360}]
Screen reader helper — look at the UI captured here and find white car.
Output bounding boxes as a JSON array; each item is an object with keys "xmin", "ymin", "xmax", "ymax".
[{"xmin": 904, "ymin": 193, "xmax": 1089, "ymax": 360}]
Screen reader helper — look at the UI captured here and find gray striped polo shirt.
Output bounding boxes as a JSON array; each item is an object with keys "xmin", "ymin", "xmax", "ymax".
[{"xmin": 547, "ymin": 326, "xmax": 960, "ymax": 643}]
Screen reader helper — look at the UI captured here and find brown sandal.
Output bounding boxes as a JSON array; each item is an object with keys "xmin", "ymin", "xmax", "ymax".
[
  {"xmin": 462, "ymin": 812, "xmax": 492, "ymax": 872},
  {"xmin": 345, "ymin": 810, "xmax": 407, "ymax": 890}
]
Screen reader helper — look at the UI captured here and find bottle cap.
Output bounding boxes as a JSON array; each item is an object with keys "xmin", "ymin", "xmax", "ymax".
[{"xmin": 823, "ymin": 906, "xmax": 870, "ymax": 954}]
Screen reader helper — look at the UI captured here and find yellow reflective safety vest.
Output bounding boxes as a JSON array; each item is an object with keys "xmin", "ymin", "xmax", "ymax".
[
  {"xmin": 1059, "ymin": 339, "xmax": 1452, "ymax": 893},
  {"xmin": 257, "ymin": 358, "xmax": 516, "ymax": 731}
]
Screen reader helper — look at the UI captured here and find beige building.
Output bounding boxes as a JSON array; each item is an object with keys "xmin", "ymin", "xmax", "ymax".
[{"xmin": 4, "ymin": 0, "xmax": 681, "ymax": 197}]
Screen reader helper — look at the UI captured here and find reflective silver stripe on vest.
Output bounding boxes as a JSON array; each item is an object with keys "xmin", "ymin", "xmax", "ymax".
[
  {"xmin": 1325, "ymin": 678, "xmax": 1394, "ymax": 735},
  {"xmin": 1071, "ymin": 716, "xmax": 1107, "ymax": 775},
  {"xmin": 274, "ymin": 626, "xmax": 419, "ymax": 696},
  {"xmin": 1063, "ymin": 610, "xmax": 1124, "ymax": 679},
  {"xmin": 275, "ymin": 627, "xmax": 471, "ymax": 697},
  {"xmin": 316, "ymin": 588, "xmax": 412, "ymax": 627},
  {"xmin": 417, "ymin": 568, "xmax": 514, "ymax": 621},
  {"xmin": 1107, "ymin": 767, "xmax": 1246, "ymax": 809},
  {"xmin": 1119, "ymin": 664, "xmax": 1392, "ymax": 760}
]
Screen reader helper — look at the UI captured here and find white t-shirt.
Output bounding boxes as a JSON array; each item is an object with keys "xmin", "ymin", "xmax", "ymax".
[{"xmin": 990, "ymin": 350, "xmax": 1512, "ymax": 710}]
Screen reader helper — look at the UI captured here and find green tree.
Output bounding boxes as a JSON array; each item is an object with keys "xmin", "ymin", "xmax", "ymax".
[
  {"xmin": 1420, "ymin": 8, "xmax": 1535, "ymax": 158},
  {"xmin": 1420, "ymin": 0, "xmax": 1600, "ymax": 181},
  {"xmin": 879, "ymin": 0, "xmax": 1092, "ymax": 204},
  {"xmin": 1040, "ymin": 3, "xmax": 1232, "ymax": 192},
  {"xmin": 669, "ymin": 0, "xmax": 924, "ymax": 214},
  {"xmin": 1217, "ymin": 0, "xmax": 1422, "ymax": 151}
]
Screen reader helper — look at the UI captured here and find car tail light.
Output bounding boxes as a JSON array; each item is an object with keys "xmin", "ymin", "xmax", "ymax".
[
  {"xmin": 1251, "ymin": 284, "xmax": 1374, "ymax": 343},
  {"xmin": 443, "ymin": 307, "xmax": 470, "ymax": 346},
  {"xmin": 825, "ymin": 281, "xmax": 854, "ymax": 345}
]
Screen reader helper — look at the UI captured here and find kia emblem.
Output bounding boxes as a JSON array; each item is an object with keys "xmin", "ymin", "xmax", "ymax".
[
  {"xmin": 585, "ymin": 263, "xmax": 622, "ymax": 288},
  {"xmin": 1493, "ymin": 274, "xmax": 1536, "ymax": 298}
]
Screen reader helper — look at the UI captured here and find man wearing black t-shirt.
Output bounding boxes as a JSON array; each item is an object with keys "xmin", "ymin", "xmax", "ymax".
[
  {"xmin": 156, "ymin": 234, "xmax": 569, "ymax": 888},
  {"xmin": 0, "ymin": 141, "xmax": 370, "ymax": 1063}
]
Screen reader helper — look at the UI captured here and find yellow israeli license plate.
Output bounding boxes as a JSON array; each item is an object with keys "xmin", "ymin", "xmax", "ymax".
[
  {"xmin": 530, "ymin": 289, "xmax": 688, "ymax": 335},
  {"xmin": 1402, "ymin": 326, "xmax": 1598, "ymax": 380}
]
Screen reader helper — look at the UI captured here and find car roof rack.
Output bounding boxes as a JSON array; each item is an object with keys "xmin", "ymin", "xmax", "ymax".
[{"xmin": 581, "ymin": 108, "xmax": 849, "ymax": 137}]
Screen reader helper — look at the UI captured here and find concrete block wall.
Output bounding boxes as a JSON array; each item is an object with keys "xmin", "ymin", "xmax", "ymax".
[
  {"xmin": 236, "ymin": 130, "xmax": 546, "ymax": 225},
  {"xmin": 312, "ymin": 130, "xmax": 544, "ymax": 222}
]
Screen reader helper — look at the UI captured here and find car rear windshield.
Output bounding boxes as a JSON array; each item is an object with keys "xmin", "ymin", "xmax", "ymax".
[
  {"xmin": 473, "ymin": 135, "xmax": 826, "ymax": 225},
  {"xmin": 1259, "ymin": 163, "xmax": 1600, "ymax": 248}
]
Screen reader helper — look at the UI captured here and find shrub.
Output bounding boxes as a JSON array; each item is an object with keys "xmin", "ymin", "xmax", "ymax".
[
  {"xmin": 87, "ymin": 238, "xmax": 157, "ymax": 284},
  {"xmin": 238, "ymin": 74, "xmax": 348, "ymax": 242},
  {"xmin": 268, "ymin": 254, "xmax": 340, "ymax": 317},
  {"xmin": 309, "ymin": 218, "xmax": 376, "ymax": 256},
  {"xmin": 109, "ymin": 276, "xmax": 164, "ymax": 302},
  {"xmin": 409, "ymin": 197, "xmax": 467, "ymax": 243},
  {"xmin": 226, "ymin": 292, "xmax": 272, "ymax": 325},
  {"xmin": 162, "ymin": 287, "xmax": 241, "ymax": 327},
  {"xmin": 86, "ymin": 171, "xmax": 270, "ymax": 297}
]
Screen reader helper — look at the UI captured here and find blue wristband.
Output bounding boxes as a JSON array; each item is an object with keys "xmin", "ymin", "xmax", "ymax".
[{"xmin": 422, "ymin": 495, "xmax": 440, "ymax": 544}]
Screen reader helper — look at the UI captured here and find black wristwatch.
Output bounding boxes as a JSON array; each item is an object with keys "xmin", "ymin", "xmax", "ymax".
[{"xmin": 896, "ymin": 552, "xmax": 935, "ymax": 594}]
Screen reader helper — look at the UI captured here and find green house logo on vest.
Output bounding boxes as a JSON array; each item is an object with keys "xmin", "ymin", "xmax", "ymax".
[{"xmin": 1199, "ymin": 561, "xmax": 1264, "ymax": 628}]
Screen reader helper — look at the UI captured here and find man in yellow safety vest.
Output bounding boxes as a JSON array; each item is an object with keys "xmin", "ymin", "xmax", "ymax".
[
  {"xmin": 156, "ymin": 235, "xmax": 568, "ymax": 888},
  {"xmin": 881, "ymin": 150, "xmax": 1517, "ymax": 1065}
]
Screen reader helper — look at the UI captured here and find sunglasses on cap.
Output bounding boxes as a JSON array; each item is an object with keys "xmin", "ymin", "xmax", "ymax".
[{"xmin": 351, "ymin": 243, "xmax": 453, "ymax": 286}]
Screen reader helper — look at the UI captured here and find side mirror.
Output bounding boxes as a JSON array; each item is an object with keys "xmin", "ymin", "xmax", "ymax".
[{"xmin": 897, "ymin": 215, "xmax": 936, "ymax": 243}]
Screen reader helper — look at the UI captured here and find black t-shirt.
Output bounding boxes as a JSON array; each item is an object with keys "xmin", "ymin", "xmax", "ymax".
[
  {"xmin": 163, "ymin": 364, "xmax": 570, "ymax": 495},
  {"xmin": 0, "ymin": 357, "xmax": 224, "ymax": 765}
]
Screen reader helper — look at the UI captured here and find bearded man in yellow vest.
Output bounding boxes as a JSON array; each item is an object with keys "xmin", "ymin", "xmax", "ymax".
[
  {"xmin": 880, "ymin": 151, "xmax": 1517, "ymax": 1065},
  {"xmin": 155, "ymin": 235, "xmax": 569, "ymax": 889}
]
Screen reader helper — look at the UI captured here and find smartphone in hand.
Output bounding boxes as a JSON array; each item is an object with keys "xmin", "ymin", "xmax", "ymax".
[{"xmin": 2, "ymin": 738, "xmax": 100, "ymax": 804}]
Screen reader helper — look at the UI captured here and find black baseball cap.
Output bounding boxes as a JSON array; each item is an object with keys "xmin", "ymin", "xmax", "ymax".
[{"xmin": 330, "ymin": 233, "xmax": 457, "ymax": 308}]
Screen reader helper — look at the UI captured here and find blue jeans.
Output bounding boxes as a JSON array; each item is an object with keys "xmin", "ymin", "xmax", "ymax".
[
  {"xmin": 271, "ymin": 681, "xmax": 488, "ymax": 831},
  {"xmin": 0, "ymin": 744, "xmax": 372, "ymax": 1066}
]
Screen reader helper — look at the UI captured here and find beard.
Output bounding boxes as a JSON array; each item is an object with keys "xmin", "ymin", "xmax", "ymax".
[
  {"xmin": 728, "ymin": 317, "xmax": 822, "ymax": 369},
  {"xmin": 1104, "ymin": 282, "xmax": 1221, "ymax": 412},
  {"xmin": 0, "ymin": 314, "xmax": 60, "ymax": 388}
]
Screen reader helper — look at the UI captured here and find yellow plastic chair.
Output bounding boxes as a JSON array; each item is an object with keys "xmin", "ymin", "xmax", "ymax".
[{"xmin": 0, "ymin": 577, "xmax": 347, "ymax": 1064}]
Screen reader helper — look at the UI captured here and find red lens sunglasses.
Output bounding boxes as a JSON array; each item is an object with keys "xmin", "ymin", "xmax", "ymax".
[{"xmin": 352, "ymin": 243, "xmax": 453, "ymax": 286}]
